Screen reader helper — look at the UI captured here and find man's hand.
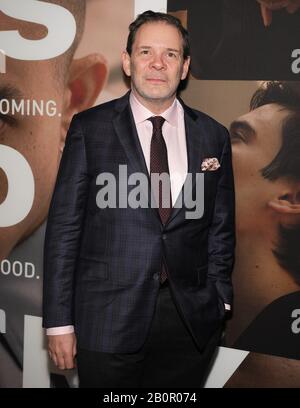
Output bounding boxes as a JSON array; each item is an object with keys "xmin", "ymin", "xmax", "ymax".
[
  {"xmin": 257, "ymin": 0, "xmax": 300, "ymax": 26},
  {"xmin": 48, "ymin": 332, "xmax": 77, "ymax": 369}
]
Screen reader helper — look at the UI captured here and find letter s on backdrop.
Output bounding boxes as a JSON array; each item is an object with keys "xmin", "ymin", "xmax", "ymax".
[{"xmin": 0, "ymin": 0, "xmax": 76, "ymax": 60}]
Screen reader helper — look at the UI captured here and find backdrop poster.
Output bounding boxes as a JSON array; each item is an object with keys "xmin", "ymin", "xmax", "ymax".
[
  {"xmin": 169, "ymin": 0, "xmax": 300, "ymax": 386},
  {"xmin": 0, "ymin": 0, "xmax": 133, "ymax": 388},
  {"xmin": 1, "ymin": 0, "xmax": 300, "ymax": 389}
]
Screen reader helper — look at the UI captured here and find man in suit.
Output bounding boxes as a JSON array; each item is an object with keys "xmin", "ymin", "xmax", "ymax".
[{"xmin": 43, "ymin": 10, "xmax": 235, "ymax": 388}]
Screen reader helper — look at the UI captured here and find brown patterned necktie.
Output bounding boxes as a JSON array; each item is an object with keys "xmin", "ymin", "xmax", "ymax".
[{"xmin": 148, "ymin": 116, "xmax": 172, "ymax": 283}]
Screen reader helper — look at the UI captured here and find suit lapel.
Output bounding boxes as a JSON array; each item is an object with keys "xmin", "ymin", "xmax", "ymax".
[{"xmin": 166, "ymin": 101, "xmax": 203, "ymax": 225}]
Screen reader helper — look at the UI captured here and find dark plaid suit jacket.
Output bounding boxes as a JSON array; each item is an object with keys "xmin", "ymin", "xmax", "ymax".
[{"xmin": 42, "ymin": 91, "xmax": 235, "ymax": 353}]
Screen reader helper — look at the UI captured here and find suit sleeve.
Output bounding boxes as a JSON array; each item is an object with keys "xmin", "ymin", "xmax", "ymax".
[
  {"xmin": 42, "ymin": 114, "xmax": 89, "ymax": 328},
  {"xmin": 207, "ymin": 128, "xmax": 236, "ymax": 305}
]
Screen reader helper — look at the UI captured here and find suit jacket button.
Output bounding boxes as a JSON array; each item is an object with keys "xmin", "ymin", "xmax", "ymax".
[
  {"xmin": 162, "ymin": 234, "xmax": 167, "ymax": 240},
  {"xmin": 153, "ymin": 273, "xmax": 160, "ymax": 281}
]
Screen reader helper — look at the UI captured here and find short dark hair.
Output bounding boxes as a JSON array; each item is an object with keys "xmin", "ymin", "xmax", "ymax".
[
  {"xmin": 250, "ymin": 82, "xmax": 300, "ymax": 182},
  {"xmin": 250, "ymin": 81, "xmax": 300, "ymax": 284},
  {"xmin": 126, "ymin": 10, "xmax": 190, "ymax": 60}
]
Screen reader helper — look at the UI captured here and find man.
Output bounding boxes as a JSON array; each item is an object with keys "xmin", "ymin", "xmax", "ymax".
[
  {"xmin": 43, "ymin": 10, "xmax": 235, "ymax": 388},
  {"xmin": 223, "ymin": 81, "xmax": 300, "ymax": 386},
  {"xmin": 0, "ymin": 0, "xmax": 108, "ymax": 387}
]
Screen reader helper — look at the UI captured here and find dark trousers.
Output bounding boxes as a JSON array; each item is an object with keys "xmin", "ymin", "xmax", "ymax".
[{"xmin": 77, "ymin": 282, "xmax": 222, "ymax": 388}]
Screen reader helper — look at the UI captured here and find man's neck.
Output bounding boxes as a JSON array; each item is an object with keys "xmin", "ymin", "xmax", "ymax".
[
  {"xmin": 131, "ymin": 89, "xmax": 176, "ymax": 115},
  {"xmin": 226, "ymin": 233, "xmax": 300, "ymax": 345}
]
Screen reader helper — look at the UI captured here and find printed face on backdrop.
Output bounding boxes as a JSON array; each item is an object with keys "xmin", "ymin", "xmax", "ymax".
[
  {"xmin": 228, "ymin": 100, "xmax": 300, "ymax": 344},
  {"xmin": 122, "ymin": 21, "xmax": 190, "ymax": 110},
  {"xmin": 0, "ymin": 4, "xmax": 107, "ymax": 261},
  {"xmin": 230, "ymin": 103, "xmax": 289, "ymax": 235},
  {"xmin": 0, "ymin": 0, "xmax": 133, "ymax": 388}
]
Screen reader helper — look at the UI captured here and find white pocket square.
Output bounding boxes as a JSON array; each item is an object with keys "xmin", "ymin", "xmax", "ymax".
[{"xmin": 201, "ymin": 157, "xmax": 220, "ymax": 171}]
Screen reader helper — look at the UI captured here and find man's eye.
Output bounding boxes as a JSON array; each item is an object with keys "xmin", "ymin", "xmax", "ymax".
[
  {"xmin": 230, "ymin": 132, "xmax": 246, "ymax": 143},
  {"xmin": 167, "ymin": 52, "xmax": 176, "ymax": 58},
  {"xmin": 0, "ymin": 114, "xmax": 18, "ymax": 132},
  {"xmin": 141, "ymin": 50, "xmax": 149, "ymax": 55}
]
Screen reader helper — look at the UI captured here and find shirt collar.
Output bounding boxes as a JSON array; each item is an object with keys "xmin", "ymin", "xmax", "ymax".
[{"xmin": 129, "ymin": 91, "xmax": 178, "ymax": 127}]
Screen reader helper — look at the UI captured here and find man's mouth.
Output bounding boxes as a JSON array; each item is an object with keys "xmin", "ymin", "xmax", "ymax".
[{"xmin": 146, "ymin": 78, "xmax": 166, "ymax": 83}]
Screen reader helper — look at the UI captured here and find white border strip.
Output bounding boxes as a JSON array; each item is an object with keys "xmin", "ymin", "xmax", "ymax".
[
  {"xmin": 134, "ymin": 0, "xmax": 167, "ymax": 17},
  {"xmin": 204, "ymin": 346, "xmax": 249, "ymax": 388}
]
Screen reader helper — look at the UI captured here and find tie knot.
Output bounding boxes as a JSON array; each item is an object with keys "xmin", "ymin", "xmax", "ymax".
[{"xmin": 148, "ymin": 116, "xmax": 165, "ymax": 132}]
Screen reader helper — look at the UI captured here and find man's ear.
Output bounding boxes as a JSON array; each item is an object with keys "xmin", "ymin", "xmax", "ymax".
[
  {"xmin": 268, "ymin": 184, "xmax": 300, "ymax": 215},
  {"xmin": 60, "ymin": 53, "xmax": 108, "ymax": 144},
  {"xmin": 181, "ymin": 56, "xmax": 190, "ymax": 80},
  {"xmin": 122, "ymin": 51, "xmax": 131, "ymax": 77}
]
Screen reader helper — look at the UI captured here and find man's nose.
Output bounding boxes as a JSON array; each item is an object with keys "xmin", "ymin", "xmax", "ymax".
[{"xmin": 150, "ymin": 53, "xmax": 166, "ymax": 70}]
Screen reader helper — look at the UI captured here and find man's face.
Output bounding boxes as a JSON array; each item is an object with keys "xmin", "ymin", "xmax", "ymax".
[
  {"xmin": 229, "ymin": 103, "xmax": 290, "ymax": 235},
  {"xmin": 0, "ymin": 13, "xmax": 67, "ymax": 257},
  {"xmin": 123, "ymin": 21, "xmax": 190, "ymax": 105}
]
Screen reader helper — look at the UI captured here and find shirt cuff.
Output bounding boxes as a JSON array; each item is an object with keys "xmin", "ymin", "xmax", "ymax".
[
  {"xmin": 46, "ymin": 325, "xmax": 74, "ymax": 335},
  {"xmin": 224, "ymin": 303, "xmax": 231, "ymax": 311}
]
